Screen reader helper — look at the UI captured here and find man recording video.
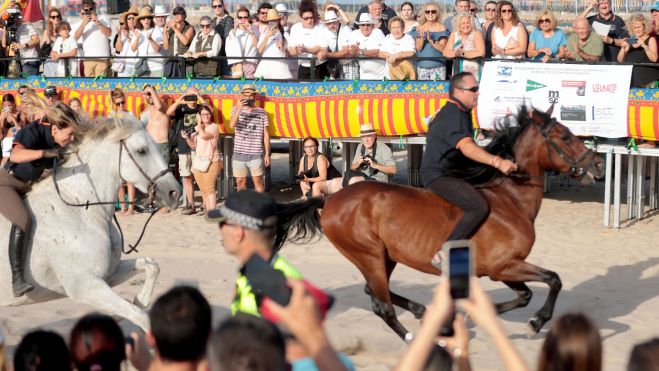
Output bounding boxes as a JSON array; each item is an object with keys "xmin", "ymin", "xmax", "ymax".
[
  {"xmin": 72, "ymin": 0, "xmax": 111, "ymax": 77},
  {"xmin": 4, "ymin": 5, "xmax": 40, "ymax": 76}
]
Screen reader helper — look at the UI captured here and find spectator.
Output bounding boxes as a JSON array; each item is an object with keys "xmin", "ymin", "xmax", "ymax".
[
  {"xmin": 110, "ymin": 88, "xmax": 137, "ymax": 216},
  {"xmin": 253, "ymin": 3, "xmax": 274, "ymax": 37},
  {"xmin": 537, "ymin": 312, "xmax": 602, "ymax": 371},
  {"xmin": 73, "ymin": 0, "xmax": 112, "ymax": 78},
  {"xmin": 444, "ymin": 0, "xmax": 473, "ymax": 33},
  {"xmin": 208, "ymin": 314, "xmax": 287, "ymax": 371},
  {"xmin": 317, "ymin": 7, "xmax": 354, "ymax": 80},
  {"xmin": 410, "ymin": 2, "xmax": 449, "ymax": 80},
  {"xmin": 288, "ymin": 0, "xmax": 329, "ymax": 80},
  {"xmin": 182, "ymin": 105, "xmax": 222, "ymax": 213},
  {"xmin": 652, "ymin": 2, "xmax": 659, "ymax": 40},
  {"xmin": 140, "ymin": 84, "xmax": 171, "ymax": 170},
  {"xmin": 627, "ymin": 338, "xmax": 659, "ymax": 371},
  {"xmin": 41, "ymin": 7, "xmax": 63, "ymax": 77},
  {"xmin": 69, "ymin": 313, "xmax": 126, "ymax": 371},
  {"xmin": 68, "ymin": 97, "xmax": 82, "ymax": 112},
  {"xmin": 135, "ymin": 8, "xmax": 164, "ymax": 77},
  {"xmin": 226, "ymin": 7, "xmax": 259, "ymax": 78},
  {"xmin": 48, "ymin": 22, "xmax": 78, "ymax": 77},
  {"xmin": 185, "ymin": 15, "xmax": 221, "ymax": 77},
  {"xmin": 347, "ymin": 13, "xmax": 386, "ymax": 80},
  {"xmin": 566, "ymin": 17, "xmax": 604, "ymax": 61},
  {"xmin": 618, "ymin": 14, "xmax": 658, "ymax": 88},
  {"xmin": 368, "ymin": 0, "xmax": 390, "ymax": 36},
  {"xmin": 275, "ymin": 3, "xmax": 291, "ymax": 32},
  {"xmin": 142, "ymin": 286, "xmax": 211, "ymax": 371},
  {"xmin": 379, "ymin": 16, "xmax": 416, "ymax": 80},
  {"xmin": 297, "ymin": 136, "xmax": 341, "ymax": 199},
  {"xmin": 482, "ymin": 0, "xmax": 497, "ymax": 58},
  {"xmin": 400, "ymin": 2, "xmax": 417, "ymax": 32},
  {"xmin": 44, "ymin": 86, "xmax": 60, "ymax": 106},
  {"xmin": 142, "ymin": 4, "xmax": 153, "ymax": 12},
  {"xmin": 112, "ymin": 6, "xmax": 140, "ymax": 77},
  {"xmin": 254, "ymin": 9, "xmax": 293, "ymax": 79},
  {"xmin": 163, "ymin": 6, "xmax": 195, "ymax": 77},
  {"xmin": 579, "ymin": 0, "xmax": 628, "ymax": 61},
  {"xmin": 14, "ymin": 330, "xmax": 71, "ymax": 371},
  {"xmin": 491, "ymin": 1, "xmax": 527, "ymax": 59},
  {"xmin": 394, "ymin": 278, "xmax": 527, "ymax": 371},
  {"xmin": 12, "ymin": 7, "xmax": 41, "ymax": 76},
  {"xmin": 229, "ymin": 85, "xmax": 271, "ymax": 192},
  {"xmin": 443, "ymin": 12, "xmax": 485, "ymax": 79},
  {"xmin": 211, "ymin": 0, "xmax": 234, "ymax": 77},
  {"xmin": 470, "ymin": 0, "xmax": 485, "ymax": 28},
  {"xmin": 153, "ymin": 5, "xmax": 169, "ymax": 33},
  {"xmin": 167, "ymin": 87, "xmax": 208, "ymax": 214},
  {"xmin": 353, "ymin": 0, "xmax": 397, "ymax": 31},
  {"xmin": 527, "ymin": 9, "xmax": 567, "ymax": 62},
  {"xmin": 0, "ymin": 20, "xmax": 8, "ymax": 77},
  {"xmin": 1, "ymin": 94, "xmax": 26, "ymax": 167}
]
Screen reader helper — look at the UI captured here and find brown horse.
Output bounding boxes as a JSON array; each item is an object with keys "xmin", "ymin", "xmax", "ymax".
[{"xmin": 274, "ymin": 106, "xmax": 604, "ymax": 340}]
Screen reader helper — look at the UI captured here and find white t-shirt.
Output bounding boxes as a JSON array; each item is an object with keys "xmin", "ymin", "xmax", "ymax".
[
  {"xmin": 258, "ymin": 31, "xmax": 287, "ymax": 58},
  {"xmin": 288, "ymin": 22, "xmax": 328, "ymax": 67},
  {"xmin": 72, "ymin": 15, "xmax": 111, "ymax": 58},
  {"xmin": 138, "ymin": 28, "xmax": 164, "ymax": 72},
  {"xmin": 16, "ymin": 24, "xmax": 38, "ymax": 60},
  {"xmin": 347, "ymin": 28, "xmax": 386, "ymax": 80},
  {"xmin": 321, "ymin": 24, "xmax": 352, "ymax": 65},
  {"xmin": 52, "ymin": 36, "xmax": 79, "ymax": 76},
  {"xmin": 380, "ymin": 34, "xmax": 415, "ymax": 78},
  {"xmin": 225, "ymin": 28, "xmax": 258, "ymax": 64}
]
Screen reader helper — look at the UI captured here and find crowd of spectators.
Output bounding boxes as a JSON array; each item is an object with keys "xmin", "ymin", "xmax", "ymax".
[{"xmin": 0, "ymin": 0, "xmax": 655, "ymax": 85}]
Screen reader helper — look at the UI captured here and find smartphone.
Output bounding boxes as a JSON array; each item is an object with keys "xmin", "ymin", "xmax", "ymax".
[
  {"xmin": 444, "ymin": 240, "xmax": 473, "ymax": 299},
  {"xmin": 243, "ymin": 253, "xmax": 292, "ymax": 307},
  {"xmin": 626, "ymin": 37, "xmax": 638, "ymax": 45}
]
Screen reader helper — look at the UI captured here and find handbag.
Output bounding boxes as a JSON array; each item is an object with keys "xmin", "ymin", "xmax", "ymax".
[
  {"xmin": 230, "ymin": 31, "xmax": 249, "ymax": 78},
  {"xmin": 134, "ymin": 35, "xmax": 150, "ymax": 76},
  {"xmin": 192, "ymin": 156, "xmax": 211, "ymax": 172},
  {"xmin": 111, "ymin": 58, "xmax": 126, "ymax": 73},
  {"xmin": 38, "ymin": 42, "xmax": 53, "ymax": 59}
]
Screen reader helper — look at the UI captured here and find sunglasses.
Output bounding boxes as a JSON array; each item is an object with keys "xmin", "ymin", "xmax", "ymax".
[
  {"xmin": 237, "ymin": 15, "xmax": 249, "ymax": 19},
  {"xmin": 501, "ymin": 8, "xmax": 513, "ymax": 13},
  {"xmin": 82, "ymin": 8, "xmax": 93, "ymax": 12},
  {"xmin": 212, "ymin": 4, "xmax": 223, "ymax": 8},
  {"xmin": 50, "ymin": 14, "xmax": 61, "ymax": 19},
  {"xmin": 200, "ymin": 24, "xmax": 211, "ymax": 28},
  {"xmin": 302, "ymin": 16, "xmax": 314, "ymax": 20},
  {"xmin": 259, "ymin": 11, "xmax": 269, "ymax": 15},
  {"xmin": 173, "ymin": 12, "xmax": 185, "ymax": 15},
  {"xmin": 486, "ymin": 7, "xmax": 496, "ymax": 11},
  {"xmin": 304, "ymin": 145, "xmax": 317, "ymax": 149},
  {"xmin": 126, "ymin": 16, "xmax": 135, "ymax": 20},
  {"xmin": 458, "ymin": 86, "xmax": 479, "ymax": 93},
  {"xmin": 539, "ymin": 18, "xmax": 550, "ymax": 24},
  {"xmin": 425, "ymin": 9, "xmax": 437, "ymax": 14},
  {"xmin": 469, "ymin": 8, "xmax": 477, "ymax": 12},
  {"xmin": 114, "ymin": 100, "xmax": 126, "ymax": 106}
]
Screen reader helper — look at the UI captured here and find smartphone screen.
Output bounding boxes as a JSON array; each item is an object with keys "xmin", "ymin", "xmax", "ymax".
[{"xmin": 448, "ymin": 246, "xmax": 470, "ymax": 299}]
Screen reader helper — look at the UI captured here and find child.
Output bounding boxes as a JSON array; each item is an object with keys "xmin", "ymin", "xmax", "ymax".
[{"xmin": 50, "ymin": 22, "xmax": 78, "ymax": 77}]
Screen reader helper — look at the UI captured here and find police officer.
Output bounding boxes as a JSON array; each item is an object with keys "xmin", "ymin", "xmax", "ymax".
[
  {"xmin": 206, "ymin": 190, "xmax": 301, "ymax": 316},
  {"xmin": 420, "ymin": 72, "xmax": 517, "ymax": 252},
  {"xmin": 0, "ymin": 90, "xmax": 82, "ymax": 296}
]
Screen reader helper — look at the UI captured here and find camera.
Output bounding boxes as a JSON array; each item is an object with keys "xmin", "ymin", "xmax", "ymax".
[
  {"xmin": 182, "ymin": 126, "xmax": 196, "ymax": 135},
  {"xmin": 296, "ymin": 169, "xmax": 313, "ymax": 180},
  {"xmin": 183, "ymin": 94, "xmax": 197, "ymax": 102},
  {"xmin": 6, "ymin": 8, "xmax": 22, "ymax": 32},
  {"xmin": 359, "ymin": 154, "xmax": 374, "ymax": 171}
]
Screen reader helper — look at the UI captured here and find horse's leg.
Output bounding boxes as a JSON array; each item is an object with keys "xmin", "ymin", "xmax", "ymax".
[
  {"xmin": 107, "ymin": 257, "xmax": 160, "ymax": 309},
  {"xmin": 384, "ymin": 257, "xmax": 427, "ymax": 319},
  {"xmin": 494, "ymin": 281, "xmax": 533, "ymax": 315},
  {"xmin": 66, "ymin": 276, "xmax": 150, "ymax": 331},
  {"xmin": 491, "ymin": 262, "xmax": 562, "ymax": 334}
]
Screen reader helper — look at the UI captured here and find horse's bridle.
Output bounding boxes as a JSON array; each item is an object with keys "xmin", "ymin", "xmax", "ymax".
[
  {"xmin": 118, "ymin": 140, "xmax": 170, "ymax": 204},
  {"xmin": 535, "ymin": 120, "xmax": 597, "ymax": 178}
]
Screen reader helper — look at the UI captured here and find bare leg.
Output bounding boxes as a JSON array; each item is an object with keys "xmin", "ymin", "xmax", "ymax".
[
  {"xmin": 236, "ymin": 177, "xmax": 247, "ymax": 191},
  {"xmin": 206, "ymin": 193, "xmax": 217, "ymax": 211},
  {"xmin": 117, "ymin": 185, "xmax": 126, "ymax": 215},
  {"xmin": 182, "ymin": 176, "xmax": 195, "ymax": 211},
  {"xmin": 253, "ymin": 175, "xmax": 265, "ymax": 193},
  {"xmin": 300, "ymin": 181, "xmax": 311, "ymax": 198},
  {"xmin": 125, "ymin": 183, "xmax": 136, "ymax": 215}
]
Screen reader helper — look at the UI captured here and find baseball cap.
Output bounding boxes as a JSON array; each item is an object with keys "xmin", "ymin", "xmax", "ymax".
[
  {"xmin": 206, "ymin": 190, "xmax": 277, "ymax": 230},
  {"xmin": 44, "ymin": 86, "xmax": 58, "ymax": 97},
  {"xmin": 172, "ymin": 6, "xmax": 186, "ymax": 15}
]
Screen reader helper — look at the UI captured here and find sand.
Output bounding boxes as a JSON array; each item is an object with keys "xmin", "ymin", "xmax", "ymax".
[{"xmin": 2, "ymin": 151, "xmax": 659, "ymax": 370}]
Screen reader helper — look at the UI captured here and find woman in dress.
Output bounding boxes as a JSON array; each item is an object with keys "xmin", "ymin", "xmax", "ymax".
[
  {"xmin": 443, "ymin": 12, "xmax": 485, "ymax": 79},
  {"xmin": 254, "ymin": 9, "xmax": 293, "ymax": 79},
  {"xmin": 491, "ymin": 1, "xmax": 527, "ymax": 59},
  {"xmin": 527, "ymin": 9, "xmax": 566, "ymax": 62},
  {"xmin": 41, "ymin": 7, "xmax": 63, "ymax": 77},
  {"xmin": 409, "ymin": 2, "xmax": 449, "ymax": 80}
]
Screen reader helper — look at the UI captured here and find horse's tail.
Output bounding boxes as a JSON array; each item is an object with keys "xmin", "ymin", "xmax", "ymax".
[{"xmin": 274, "ymin": 197, "xmax": 325, "ymax": 253}]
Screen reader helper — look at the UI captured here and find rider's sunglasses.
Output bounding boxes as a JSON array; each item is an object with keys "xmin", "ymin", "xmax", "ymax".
[
  {"xmin": 114, "ymin": 100, "xmax": 126, "ymax": 106},
  {"xmin": 458, "ymin": 86, "xmax": 480, "ymax": 93}
]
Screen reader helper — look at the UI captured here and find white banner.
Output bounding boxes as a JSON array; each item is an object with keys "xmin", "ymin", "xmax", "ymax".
[{"xmin": 477, "ymin": 61, "xmax": 633, "ymax": 138}]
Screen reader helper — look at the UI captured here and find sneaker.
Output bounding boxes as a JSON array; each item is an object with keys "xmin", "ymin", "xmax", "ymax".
[{"xmin": 181, "ymin": 208, "xmax": 196, "ymax": 215}]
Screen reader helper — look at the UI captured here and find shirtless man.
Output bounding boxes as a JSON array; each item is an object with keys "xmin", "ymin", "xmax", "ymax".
[{"xmin": 140, "ymin": 84, "xmax": 172, "ymax": 212}]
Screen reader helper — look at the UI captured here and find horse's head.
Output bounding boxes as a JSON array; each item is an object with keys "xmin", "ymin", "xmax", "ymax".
[
  {"xmin": 109, "ymin": 116, "xmax": 181, "ymax": 209},
  {"xmin": 527, "ymin": 106, "xmax": 604, "ymax": 185}
]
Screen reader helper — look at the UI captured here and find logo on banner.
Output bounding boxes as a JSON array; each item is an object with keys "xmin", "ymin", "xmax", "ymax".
[
  {"xmin": 591, "ymin": 106, "xmax": 615, "ymax": 120},
  {"xmin": 497, "ymin": 66, "xmax": 513, "ymax": 76},
  {"xmin": 562, "ymin": 80, "xmax": 586, "ymax": 96},
  {"xmin": 495, "ymin": 79, "xmax": 518, "ymax": 91},
  {"xmin": 592, "ymin": 83, "xmax": 618, "ymax": 94},
  {"xmin": 560, "ymin": 105, "xmax": 587, "ymax": 121},
  {"xmin": 526, "ymin": 80, "xmax": 546, "ymax": 92},
  {"xmin": 548, "ymin": 90, "xmax": 560, "ymax": 104}
]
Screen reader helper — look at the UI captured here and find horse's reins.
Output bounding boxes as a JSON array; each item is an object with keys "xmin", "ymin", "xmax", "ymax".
[
  {"xmin": 52, "ymin": 139, "xmax": 171, "ymax": 254},
  {"xmin": 536, "ymin": 120, "xmax": 597, "ymax": 178}
]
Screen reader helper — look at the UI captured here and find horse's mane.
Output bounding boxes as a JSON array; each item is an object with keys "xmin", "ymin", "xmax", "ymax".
[{"xmin": 443, "ymin": 105, "xmax": 545, "ymax": 185}]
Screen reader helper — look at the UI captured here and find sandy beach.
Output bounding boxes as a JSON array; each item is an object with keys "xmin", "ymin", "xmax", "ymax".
[{"xmin": 2, "ymin": 151, "xmax": 659, "ymax": 370}]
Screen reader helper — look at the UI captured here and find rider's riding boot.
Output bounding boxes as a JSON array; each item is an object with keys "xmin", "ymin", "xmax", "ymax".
[{"xmin": 8, "ymin": 224, "xmax": 34, "ymax": 297}]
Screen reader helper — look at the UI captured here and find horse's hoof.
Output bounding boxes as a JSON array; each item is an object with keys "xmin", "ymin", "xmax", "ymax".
[{"xmin": 526, "ymin": 316, "xmax": 542, "ymax": 337}]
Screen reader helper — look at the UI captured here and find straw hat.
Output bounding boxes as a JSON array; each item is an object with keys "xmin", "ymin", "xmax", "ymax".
[
  {"xmin": 265, "ymin": 9, "xmax": 280, "ymax": 22},
  {"xmin": 136, "ymin": 8, "xmax": 154, "ymax": 21},
  {"xmin": 241, "ymin": 84, "xmax": 256, "ymax": 93},
  {"xmin": 355, "ymin": 13, "xmax": 376, "ymax": 25},
  {"xmin": 153, "ymin": 5, "xmax": 170, "ymax": 16},
  {"xmin": 120, "ymin": 5, "xmax": 139, "ymax": 24},
  {"xmin": 360, "ymin": 123, "xmax": 376, "ymax": 136},
  {"xmin": 389, "ymin": 60, "xmax": 417, "ymax": 80}
]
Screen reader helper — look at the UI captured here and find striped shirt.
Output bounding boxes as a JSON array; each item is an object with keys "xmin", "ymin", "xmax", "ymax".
[{"xmin": 231, "ymin": 106, "xmax": 268, "ymax": 155}]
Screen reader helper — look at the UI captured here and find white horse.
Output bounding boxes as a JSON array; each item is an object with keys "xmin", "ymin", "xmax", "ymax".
[{"xmin": 0, "ymin": 115, "xmax": 180, "ymax": 331}]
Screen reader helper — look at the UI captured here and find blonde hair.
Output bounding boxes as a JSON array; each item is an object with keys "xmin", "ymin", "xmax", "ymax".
[
  {"xmin": 535, "ymin": 9, "xmax": 557, "ymax": 29},
  {"xmin": 21, "ymin": 90, "xmax": 87, "ymax": 132},
  {"xmin": 628, "ymin": 13, "xmax": 651, "ymax": 35},
  {"xmin": 418, "ymin": 2, "xmax": 442, "ymax": 25},
  {"xmin": 452, "ymin": 11, "xmax": 477, "ymax": 33},
  {"xmin": 110, "ymin": 88, "xmax": 126, "ymax": 110}
]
